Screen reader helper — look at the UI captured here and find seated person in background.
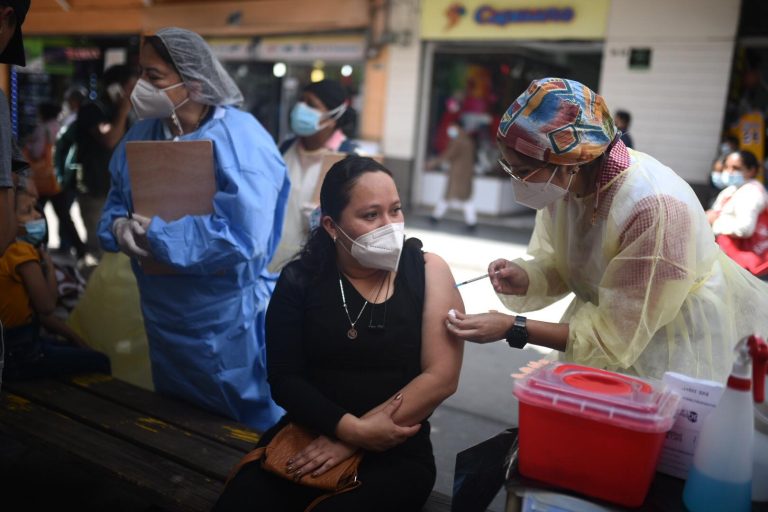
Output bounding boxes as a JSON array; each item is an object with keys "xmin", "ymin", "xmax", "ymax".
[
  {"xmin": 215, "ymin": 156, "xmax": 465, "ymax": 512},
  {"xmin": 708, "ymin": 150, "xmax": 768, "ymax": 276},
  {"xmin": 708, "ymin": 154, "xmax": 728, "ymax": 207},
  {"xmin": 0, "ymin": 184, "xmax": 110, "ymax": 381}
]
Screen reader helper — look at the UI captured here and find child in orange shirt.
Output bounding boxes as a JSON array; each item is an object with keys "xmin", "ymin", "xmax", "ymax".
[{"xmin": 1, "ymin": 187, "xmax": 110, "ymax": 381}]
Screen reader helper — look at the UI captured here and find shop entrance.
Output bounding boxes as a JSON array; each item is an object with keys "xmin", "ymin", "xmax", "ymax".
[{"xmin": 417, "ymin": 41, "xmax": 602, "ymax": 219}]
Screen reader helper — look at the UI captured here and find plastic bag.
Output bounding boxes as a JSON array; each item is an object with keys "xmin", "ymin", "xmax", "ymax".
[
  {"xmin": 67, "ymin": 252, "xmax": 153, "ymax": 390},
  {"xmin": 452, "ymin": 428, "xmax": 518, "ymax": 512}
]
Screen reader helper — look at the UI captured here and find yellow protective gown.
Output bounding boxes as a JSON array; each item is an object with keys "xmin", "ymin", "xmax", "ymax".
[{"xmin": 499, "ymin": 149, "xmax": 768, "ymax": 382}]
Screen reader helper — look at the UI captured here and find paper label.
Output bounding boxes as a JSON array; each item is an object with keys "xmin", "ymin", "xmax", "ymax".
[{"xmin": 656, "ymin": 372, "xmax": 724, "ymax": 479}]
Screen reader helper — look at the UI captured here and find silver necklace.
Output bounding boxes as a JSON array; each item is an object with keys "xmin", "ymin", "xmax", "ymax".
[{"xmin": 338, "ymin": 275, "xmax": 368, "ymax": 340}]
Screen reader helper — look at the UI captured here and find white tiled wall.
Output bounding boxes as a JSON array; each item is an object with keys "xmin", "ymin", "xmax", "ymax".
[{"xmin": 599, "ymin": 0, "xmax": 741, "ymax": 184}]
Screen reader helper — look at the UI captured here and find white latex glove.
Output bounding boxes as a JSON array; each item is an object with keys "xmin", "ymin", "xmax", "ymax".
[
  {"xmin": 131, "ymin": 213, "xmax": 152, "ymax": 231},
  {"xmin": 113, "ymin": 217, "xmax": 150, "ymax": 258}
]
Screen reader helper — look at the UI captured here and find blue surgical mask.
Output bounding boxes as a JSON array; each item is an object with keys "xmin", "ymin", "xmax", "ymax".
[
  {"xmin": 447, "ymin": 126, "xmax": 459, "ymax": 139},
  {"xmin": 290, "ymin": 101, "xmax": 347, "ymax": 137},
  {"xmin": 290, "ymin": 102, "xmax": 324, "ymax": 136},
  {"xmin": 722, "ymin": 172, "xmax": 746, "ymax": 188},
  {"xmin": 19, "ymin": 218, "xmax": 47, "ymax": 246},
  {"xmin": 711, "ymin": 172, "xmax": 726, "ymax": 190}
]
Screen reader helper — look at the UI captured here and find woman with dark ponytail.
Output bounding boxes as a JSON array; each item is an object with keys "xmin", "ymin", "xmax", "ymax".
[{"xmin": 216, "ymin": 155, "xmax": 465, "ymax": 512}]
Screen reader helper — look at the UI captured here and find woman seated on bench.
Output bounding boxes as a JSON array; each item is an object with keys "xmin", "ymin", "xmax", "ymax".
[
  {"xmin": 707, "ymin": 150, "xmax": 768, "ymax": 277},
  {"xmin": 0, "ymin": 182, "xmax": 110, "ymax": 380},
  {"xmin": 215, "ymin": 156, "xmax": 465, "ymax": 511}
]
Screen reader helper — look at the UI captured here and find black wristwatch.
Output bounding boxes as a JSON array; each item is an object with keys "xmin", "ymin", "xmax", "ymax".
[{"xmin": 505, "ymin": 315, "xmax": 528, "ymax": 349}]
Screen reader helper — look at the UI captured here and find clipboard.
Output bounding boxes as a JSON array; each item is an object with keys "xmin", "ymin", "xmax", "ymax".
[{"xmin": 126, "ymin": 140, "xmax": 216, "ymax": 274}]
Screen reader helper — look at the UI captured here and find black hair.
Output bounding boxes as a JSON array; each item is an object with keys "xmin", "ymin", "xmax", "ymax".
[
  {"xmin": 144, "ymin": 35, "xmax": 180, "ymax": 75},
  {"xmin": 37, "ymin": 101, "xmax": 60, "ymax": 122},
  {"xmin": 0, "ymin": 2, "xmax": 17, "ymax": 25},
  {"xmin": 725, "ymin": 134, "xmax": 740, "ymax": 147},
  {"xmin": 103, "ymin": 64, "xmax": 137, "ymax": 87},
  {"xmin": 303, "ymin": 79, "xmax": 357, "ymax": 138},
  {"xmin": 65, "ymin": 85, "xmax": 87, "ymax": 105},
  {"xmin": 615, "ymin": 110, "xmax": 631, "ymax": 125},
  {"xmin": 299, "ymin": 155, "xmax": 393, "ymax": 275},
  {"xmin": 737, "ymin": 149, "xmax": 759, "ymax": 172}
]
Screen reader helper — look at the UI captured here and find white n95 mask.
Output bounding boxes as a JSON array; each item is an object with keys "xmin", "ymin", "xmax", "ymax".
[
  {"xmin": 511, "ymin": 167, "xmax": 574, "ymax": 210},
  {"xmin": 337, "ymin": 222, "xmax": 405, "ymax": 272},
  {"xmin": 130, "ymin": 78, "xmax": 188, "ymax": 120}
]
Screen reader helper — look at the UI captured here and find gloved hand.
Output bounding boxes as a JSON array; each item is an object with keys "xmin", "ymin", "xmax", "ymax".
[{"xmin": 112, "ymin": 217, "xmax": 150, "ymax": 258}]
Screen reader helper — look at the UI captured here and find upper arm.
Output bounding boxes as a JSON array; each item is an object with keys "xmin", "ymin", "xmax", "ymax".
[
  {"xmin": 420, "ymin": 252, "xmax": 464, "ymax": 385},
  {"xmin": 17, "ymin": 260, "xmax": 56, "ymax": 315}
]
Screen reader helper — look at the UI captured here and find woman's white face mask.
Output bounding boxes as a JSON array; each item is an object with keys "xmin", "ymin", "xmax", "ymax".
[
  {"xmin": 130, "ymin": 78, "xmax": 188, "ymax": 120},
  {"xmin": 335, "ymin": 222, "xmax": 405, "ymax": 272},
  {"xmin": 511, "ymin": 166, "xmax": 575, "ymax": 210}
]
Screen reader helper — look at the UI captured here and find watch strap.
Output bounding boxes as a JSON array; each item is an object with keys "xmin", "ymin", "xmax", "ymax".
[{"xmin": 506, "ymin": 315, "xmax": 528, "ymax": 349}]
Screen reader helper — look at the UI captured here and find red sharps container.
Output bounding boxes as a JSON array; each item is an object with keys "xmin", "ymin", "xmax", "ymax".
[{"xmin": 513, "ymin": 362, "xmax": 681, "ymax": 507}]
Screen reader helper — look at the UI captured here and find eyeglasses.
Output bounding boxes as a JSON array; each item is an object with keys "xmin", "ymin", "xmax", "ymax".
[{"xmin": 498, "ymin": 159, "xmax": 546, "ymax": 182}]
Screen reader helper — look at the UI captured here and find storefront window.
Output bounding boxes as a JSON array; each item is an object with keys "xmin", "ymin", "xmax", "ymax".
[{"xmin": 425, "ymin": 43, "xmax": 601, "ymax": 178}]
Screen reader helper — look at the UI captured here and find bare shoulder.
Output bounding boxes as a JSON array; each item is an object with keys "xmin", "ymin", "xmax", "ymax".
[
  {"xmin": 423, "ymin": 251, "xmax": 450, "ymax": 269},
  {"xmin": 423, "ymin": 251, "xmax": 455, "ymax": 283}
]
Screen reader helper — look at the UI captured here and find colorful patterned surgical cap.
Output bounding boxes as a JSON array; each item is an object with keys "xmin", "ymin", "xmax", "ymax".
[{"xmin": 497, "ymin": 78, "xmax": 617, "ymax": 165}]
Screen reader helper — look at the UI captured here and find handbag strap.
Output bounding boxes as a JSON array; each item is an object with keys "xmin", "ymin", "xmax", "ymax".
[{"xmin": 304, "ymin": 480, "xmax": 361, "ymax": 512}]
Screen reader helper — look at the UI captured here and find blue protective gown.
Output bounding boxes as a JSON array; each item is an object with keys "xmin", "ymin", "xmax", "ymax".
[{"xmin": 98, "ymin": 106, "xmax": 289, "ymax": 430}]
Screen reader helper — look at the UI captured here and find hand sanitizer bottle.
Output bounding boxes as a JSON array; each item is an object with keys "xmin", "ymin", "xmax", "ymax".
[{"xmin": 683, "ymin": 335, "xmax": 768, "ymax": 512}]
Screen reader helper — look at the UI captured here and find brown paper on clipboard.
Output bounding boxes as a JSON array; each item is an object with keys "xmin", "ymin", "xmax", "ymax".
[{"xmin": 126, "ymin": 140, "xmax": 215, "ymax": 275}]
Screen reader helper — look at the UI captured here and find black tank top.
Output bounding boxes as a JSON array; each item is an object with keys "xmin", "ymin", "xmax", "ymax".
[{"xmin": 299, "ymin": 240, "xmax": 424, "ymax": 417}]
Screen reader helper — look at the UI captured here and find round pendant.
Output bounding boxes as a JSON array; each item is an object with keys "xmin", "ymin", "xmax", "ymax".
[{"xmin": 347, "ymin": 328, "xmax": 358, "ymax": 340}]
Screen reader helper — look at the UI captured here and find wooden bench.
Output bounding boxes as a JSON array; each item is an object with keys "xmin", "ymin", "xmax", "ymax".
[{"xmin": 0, "ymin": 374, "xmax": 452, "ymax": 511}]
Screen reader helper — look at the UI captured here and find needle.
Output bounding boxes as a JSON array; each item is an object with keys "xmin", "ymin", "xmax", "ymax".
[{"xmin": 455, "ymin": 273, "xmax": 492, "ymax": 288}]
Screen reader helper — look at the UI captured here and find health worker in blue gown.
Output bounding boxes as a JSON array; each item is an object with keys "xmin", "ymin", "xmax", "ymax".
[{"xmin": 98, "ymin": 27, "xmax": 289, "ymax": 430}]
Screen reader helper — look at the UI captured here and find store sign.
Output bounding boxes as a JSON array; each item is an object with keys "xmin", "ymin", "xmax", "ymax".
[
  {"xmin": 474, "ymin": 6, "xmax": 574, "ymax": 26},
  {"xmin": 18, "ymin": 37, "xmax": 100, "ymax": 74},
  {"xmin": 256, "ymin": 35, "xmax": 365, "ymax": 63},
  {"xmin": 628, "ymin": 48, "xmax": 652, "ymax": 70},
  {"xmin": 421, "ymin": 0, "xmax": 609, "ymax": 40},
  {"xmin": 208, "ymin": 35, "xmax": 365, "ymax": 63},
  {"xmin": 208, "ymin": 38, "xmax": 257, "ymax": 61}
]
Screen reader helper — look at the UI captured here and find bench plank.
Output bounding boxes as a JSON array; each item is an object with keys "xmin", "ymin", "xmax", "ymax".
[
  {"xmin": 1, "ymin": 374, "xmax": 453, "ymax": 511},
  {"xmin": 62, "ymin": 374, "xmax": 259, "ymax": 452},
  {"xmin": 5, "ymin": 378, "xmax": 245, "ymax": 481},
  {"xmin": 0, "ymin": 392, "xmax": 222, "ymax": 512}
]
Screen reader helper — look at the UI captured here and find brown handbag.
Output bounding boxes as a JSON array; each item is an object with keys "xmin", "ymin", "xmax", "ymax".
[{"xmin": 226, "ymin": 422, "xmax": 363, "ymax": 510}]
